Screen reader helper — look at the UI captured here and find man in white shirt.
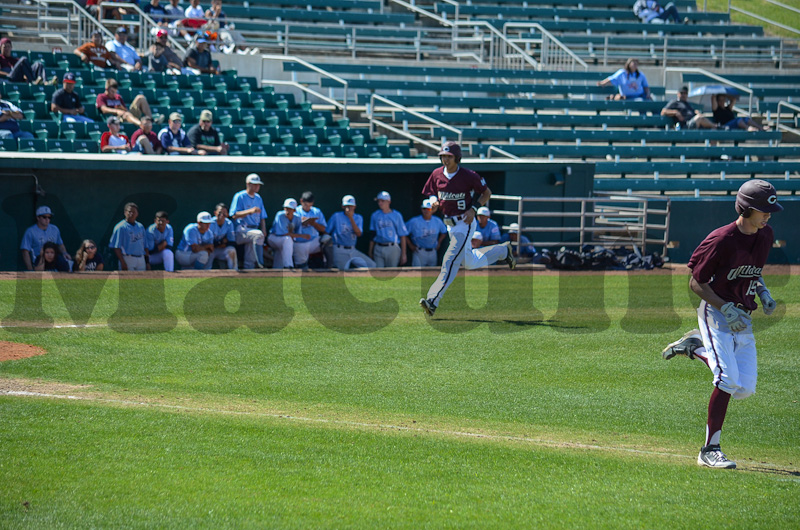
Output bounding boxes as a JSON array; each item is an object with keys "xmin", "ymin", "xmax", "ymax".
[{"xmin": 105, "ymin": 27, "xmax": 142, "ymax": 71}]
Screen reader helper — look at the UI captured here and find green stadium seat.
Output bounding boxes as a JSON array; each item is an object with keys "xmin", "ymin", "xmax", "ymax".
[
  {"xmin": 227, "ymin": 143, "xmax": 249, "ymax": 156},
  {"xmin": 32, "ymin": 120, "xmax": 59, "ymax": 140},
  {"xmin": 263, "ymin": 109, "xmax": 287, "ymax": 126},
  {"xmin": 317, "ymin": 144, "xmax": 340, "ymax": 158},
  {"xmin": 295, "ymin": 144, "xmax": 317, "ymax": 157},
  {"xmin": 0, "ymin": 138, "xmax": 18, "ymax": 151},
  {"xmin": 18, "ymin": 138, "xmax": 47, "ymax": 152},
  {"xmin": 72, "ymin": 139, "xmax": 98, "ymax": 153},
  {"xmin": 240, "ymin": 108, "xmax": 266, "ymax": 126},
  {"xmin": 46, "ymin": 138, "xmax": 74, "ymax": 153},
  {"xmin": 248, "ymin": 142, "xmax": 269, "ymax": 156},
  {"xmin": 214, "ymin": 107, "xmax": 240, "ymax": 126},
  {"xmin": 84, "ymin": 121, "xmax": 105, "ymax": 142},
  {"xmin": 341, "ymin": 145, "xmax": 365, "ymax": 158},
  {"xmin": 364, "ymin": 145, "xmax": 385, "ymax": 158},
  {"xmin": 18, "ymin": 101, "xmax": 52, "ymax": 121},
  {"xmin": 271, "ymin": 143, "xmax": 297, "ymax": 157},
  {"xmin": 254, "ymin": 125, "xmax": 277, "ymax": 145},
  {"xmin": 141, "ymin": 72, "xmax": 166, "ymax": 89},
  {"xmin": 386, "ymin": 145, "xmax": 410, "ymax": 158}
]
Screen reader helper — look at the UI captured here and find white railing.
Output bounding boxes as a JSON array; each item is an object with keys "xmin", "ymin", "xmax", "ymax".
[
  {"xmin": 368, "ymin": 94, "xmax": 461, "ymax": 155},
  {"xmin": 774, "ymin": 101, "xmax": 800, "ymax": 142}
]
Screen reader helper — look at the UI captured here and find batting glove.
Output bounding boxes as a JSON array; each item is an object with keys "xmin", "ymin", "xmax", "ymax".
[
  {"xmin": 721, "ymin": 302, "xmax": 750, "ymax": 332},
  {"xmin": 759, "ymin": 289, "xmax": 776, "ymax": 316}
]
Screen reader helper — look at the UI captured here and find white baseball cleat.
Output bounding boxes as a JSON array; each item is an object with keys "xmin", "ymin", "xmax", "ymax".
[
  {"xmin": 697, "ymin": 445, "xmax": 737, "ymax": 469},
  {"xmin": 662, "ymin": 329, "xmax": 702, "ymax": 360},
  {"xmin": 419, "ymin": 298, "xmax": 436, "ymax": 317}
]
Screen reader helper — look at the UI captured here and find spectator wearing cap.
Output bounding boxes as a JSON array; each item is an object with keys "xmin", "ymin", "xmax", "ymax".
[
  {"xmin": 75, "ymin": 31, "xmax": 125, "ymax": 69},
  {"xmin": 0, "ymin": 37, "xmax": 49, "ymax": 85},
  {"xmin": 368, "ymin": 191, "xmax": 409, "ymax": 267},
  {"xmin": 230, "ymin": 173, "xmax": 268, "ymax": 269},
  {"xmin": 268, "ymin": 198, "xmax": 308, "ymax": 269},
  {"xmin": 130, "ymin": 115, "xmax": 163, "ymax": 154},
  {"xmin": 176, "ymin": 211, "xmax": 215, "ymax": 269},
  {"xmin": 406, "ymin": 199, "xmax": 447, "ymax": 267},
  {"xmin": 20, "ymin": 206, "xmax": 72, "ymax": 271},
  {"xmin": 111, "ymin": 203, "xmax": 150, "ymax": 271},
  {"xmin": 500, "ymin": 223, "xmax": 536, "ymax": 258},
  {"xmin": 100, "ymin": 116, "xmax": 133, "ymax": 154},
  {"xmin": 208, "ymin": 203, "xmax": 237, "ymax": 270},
  {"xmin": 149, "ymin": 30, "xmax": 192, "ymax": 75},
  {"xmin": 326, "ymin": 195, "xmax": 376, "ymax": 270},
  {"xmin": 51, "ymin": 73, "xmax": 94, "ymax": 123},
  {"xmin": 187, "ymin": 109, "xmax": 228, "ymax": 155},
  {"xmin": 105, "ymin": 27, "xmax": 143, "ymax": 72},
  {"xmin": 158, "ymin": 112, "xmax": 200, "ymax": 155},
  {"xmin": 293, "ymin": 191, "xmax": 333, "ymax": 270},
  {"xmin": 183, "ymin": 37, "xmax": 218, "ymax": 74},
  {"xmin": 0, "ymin": 88, "xmax": 34, "ymax": 140},
  {"xmin": 97, "ymin": 78, "xmax": 153, "ymax": 127},
  {"xmin": 661, "ymin": 86, "xmax": 717, "ymax": 130},
  {"xmin": 475, "ymin": 206, "xmax": 500, "ymax": 247}
]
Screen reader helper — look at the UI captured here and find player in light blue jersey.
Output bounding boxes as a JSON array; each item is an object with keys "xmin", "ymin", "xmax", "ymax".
[
  {"xmin": 20, "ymin": 205, "xmax": 72, "ymax": 271},
  {"xmin": 368, "ymin": 191, "xmax": 409, "ymax": 267},
  {"xmin": 146, "ymin": 211, "xmax": 175, "ymax": 272},
  {"xmin": 208, "ymin": 203, "xmax": 238, "ymax": 270},
  {"xmin": 326, "ymin": 195, "xmax": 376, "ymax": 270},
  {"xmin": 268, "ymin": 198, "xmax": 307, "ymax": 269},
  {"xmin": 110, "ymin": 202, "xmax": 149, "ymax": 271},
  {"xmin": 475, "ymin": 206, "xmax": 501, "ymax": 246},
  {"xmin": 500, "ymin": 223, "xmax": 536, "ymax": 258},
  {"xmin": 230, "ymin": 173, "xmax": 267, "ymax": 269},
  {"xmin": 176, "ymin": 212, "xmax": 215, "ymax": 269},
  {"xmin": 293, "ymin": 190, "xmax": 333, "ymax": 269},
  {"xmin": 406, "ymin": 199, "xmax": 447, "ymax": 267}
]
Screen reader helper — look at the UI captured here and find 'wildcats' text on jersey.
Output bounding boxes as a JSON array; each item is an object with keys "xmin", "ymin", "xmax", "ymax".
[{"xmin": 727, "ymin": 265, "xmax": 763, "ymax": 281}]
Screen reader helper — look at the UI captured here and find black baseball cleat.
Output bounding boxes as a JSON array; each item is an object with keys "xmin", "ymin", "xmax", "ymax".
[
  {"xmin": 502, "ymin": 242, "xmax": 517, "ymax": 270},
  {"xmin": 419, "ymin": 298, "xmax": 436, "ymax": 317},
  {"xmin": 697, "ymin": 444, "xmax": 736, "ymax": 469},
  {"xmin": 662, "ymin": 329, "xmax": 702, "ymax": 360}
]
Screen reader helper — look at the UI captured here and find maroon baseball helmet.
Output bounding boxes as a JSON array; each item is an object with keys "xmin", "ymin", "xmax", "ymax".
[
  {"xmin": 438, "ymin": 141, "xmax": 462, "ymax": 162},
  {"xmin": 735, "ymin": 179, "xmax": 783, "ymax": 215}
]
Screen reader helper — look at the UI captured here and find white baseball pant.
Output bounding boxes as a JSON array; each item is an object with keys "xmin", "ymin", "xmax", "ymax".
[
  {"xmin": 235, "ymin": 228, "xmax": 265, "ymax": 269},
  {"xmin": 268, "ymin": 234, "xmax": 294, "ymax": 269},
  {"xmin": 332, "ymin": 245, "xmax": 375, "ymax": 270},
  {"xmin": 121, "ymin": 254, "xmax": 147, "ymax": 271},
  {"xmin": 412, "ymin": 248, "xmax": 437, "ymax": 267},
  {"xmin": 176, "ymin": 249, "xmax": 210, "ymax": 269},
  {"xmin": 208, "ymin": 246, "xmax": 238, "ymax": 270},
  {"xmin": 425, "ymin": 218, "xmax": 508, "ymax": 308},
  {"xmin": 292, "ymin": 238, "xmax": 321, "ymax": 267},
  {"xmin": 373, "ymin": 243, "xmax": 401, "ymax": 267},
  {"xmin": 148, "ymin": 249, "xmax": 174, "ymax": 272}
]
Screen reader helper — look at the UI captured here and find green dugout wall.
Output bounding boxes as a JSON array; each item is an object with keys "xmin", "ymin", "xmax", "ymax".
[{"xmin": 1, "ymin": 154, "xmax": 796, "ymax": 270}]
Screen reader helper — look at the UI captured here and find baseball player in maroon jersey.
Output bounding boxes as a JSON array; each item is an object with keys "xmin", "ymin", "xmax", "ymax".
[
  {"xmin": 661, "ymin": 179, "xmax": 782, "ymax": 469},
  {"xmin": 419, "ymin": 141, "xmax": 515, "ymax": 317}
]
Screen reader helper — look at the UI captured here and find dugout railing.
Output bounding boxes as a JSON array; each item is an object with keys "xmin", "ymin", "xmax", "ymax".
[{"xmin": 490, "ymin": 194, "xmax": 671, "ymax": 257}]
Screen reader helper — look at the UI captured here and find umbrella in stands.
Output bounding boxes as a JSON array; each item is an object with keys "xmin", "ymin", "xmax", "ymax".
[{"xmin": 688, "ymin": 85, "xmax": 741, "ymax": 111}]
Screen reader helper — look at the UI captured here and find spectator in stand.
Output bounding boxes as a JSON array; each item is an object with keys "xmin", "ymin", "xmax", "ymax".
[
  {"xmin": 0, "ymin": 37, "xmax": 49, "ymax": 85},
  {"xmin": 143, "ymin": 0, "xmax": 170, "ymax": 34},
  {"xmin": 150, "ymin": 29, "xmax": 193, "ymax": 74},
  {"xmin": 176, "ymin": 0, "xmax": 206, "ymax": 41},
  {"xmin": 105, "ymin": 27, "xmax": 143, "ymax": 72},
  {"xmin": 74, "ymin": 30, "xmax": 125, "ymax": 70},
  {"xmin": 97, "ymin": 78, "xmax": 153, "ymax": 127},
  {"xmin": 406, "ymin": 199, "xmax": 447, "ymax": 267},
  {"xmin": 326, "ymin": 195, "xmax": 376, "ymax": 270},
  {"xmin": 100, "ymin": 116, "xmax": 133, "ymax": 154},
  {"xmin": 34, "ymin": 242, "xmax": 71, "ymax": 272},
  {"xmin": 500, "ymin": 223, "xmax": 536, "ymax": 258},
  {"xmin": 110, "ymin": 202, "xmax": 149, "ymax": 271},
  {"xmin": 368, "ymin": 191, "xmax": 408, "ymax": 267},
  {"xmin": 187, "ymin": 109, "xmax": 228, "ymax": 155},
  {"xmin": 75, "ymin": 239, "xmax": 104, "ymax": 271},
  {"xmin": 204, "ymin": 0, "xmax": 226, "ymax": 27},
  {"xmin": 164, "ymin": 0, "xmax": 184, "ymax": 20},
  {"xmin": 474, "ymin": 206, "xmax": 500, "ymax": 247},
  {"xmin": 0, "ymin": 89, "xmax": 34, "ymax": 140},
  {"xmin": 633, "ymin": 0, "xmax": 686, "ymax": 24},
  {"xmin": 130, "ymin": 115, "xmax": 163, "ymax": 154},
  {"xmin": 146, "ymin": 211, "xmax": 175, "ymax": 271},
  {"xmin": 20, "ymin": 206, "xmax": 72, "ymax": 271},
  {"xmin": 184, "ymin": 37, "xmax": 219, "ymax": 74},
  {"xmin": 268, "ymin": 198, "xmax": 307, "ymax": 269},
  {"xmin": 662, "ymin": 86, "xmax": 718, "ymax": 130},
  {"xmin": 51, "ymin": 73, "xmax": 94, "ymax": 123},
  {"xmin": 176, "ymin": 211, "xmax": 215, "ymax": 269},
  {"xmin": 597, "ymin": 58, "xmax": 651, "ymax": 101},
  {"xmin": 230, "ymin": 173, "xmax": 268, "ymax": 269},
  {"xmin": 184, "ymin": 0, "xmax": 204, "ymax": 18},
  {"xmin": 712, "ymin": 94, "xmax": 768, "ymax": 132},
  {"xmin": 86, "ymin": 0, "xmax": 123, "ymax": 20},
  {"xmin": 208, "ymin": 203, "xmax": 237, "ymax": 270},
  {"xmin": 158, "ymin": 112, "xmax": 202, "ymax": 155},
  {"xmin": 293, "ymin": 191, "xmax": 333, "ymax": 270}
]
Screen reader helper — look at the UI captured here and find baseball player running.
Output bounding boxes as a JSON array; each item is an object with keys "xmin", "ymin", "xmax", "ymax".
[
  {"xmin": 661, "ymin": 179, "xmax": 782, "ymax": 469},
  {"xmin": 419, "ymin": 141, "xmax": 516, "ymax": 317}
]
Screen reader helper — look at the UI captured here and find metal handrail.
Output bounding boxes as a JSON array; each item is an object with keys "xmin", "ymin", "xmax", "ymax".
[
  {"xmin": 28, "ymin": 0, "xmax": 112, "ymax": 45},
  {"xmin": 98, "ymin": 1, "xmax": 186, "ymax": 54},
  {"xmin": 368, "ymin": 94, "xmax": 462, "ymax": 146},
  {"xmin": 662, "ymin": 67, "xmax": 756, "ymax": 115},
  {"xmin": 259, "ymin": 54, "xmax": 348, "ymax": 114},
  {"xmin": 484, "ymin": 145, "xmax": 520, "ymax": 160},
  {"xmin": 775, "ymin": 101, "xmax": 800, "ymax": 142},
  {"xmin": 502, "ymin": 22, "xmax": 589, "ymax": 71}
]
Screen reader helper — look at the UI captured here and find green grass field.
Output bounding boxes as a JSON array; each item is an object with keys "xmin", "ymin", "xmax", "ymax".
[
  {"xmin": 704, "ymin": 0, "xmax": 800, "ymax": 38},
  {"xmin": 1, "ymin": 271, "xmax": 799, "ymax": 528}
]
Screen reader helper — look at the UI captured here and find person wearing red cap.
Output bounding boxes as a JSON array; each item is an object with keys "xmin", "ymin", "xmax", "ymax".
[
  {"xmin": 149, "ymin": 30, "xmax": 188, "ymax": 74},
  {"xmin": 661, "ymin": 179, "xmax": 783, "ymax": 470},
  {"xmin": 51, "ymin": 73, "xmax": 94, "ymax": 123},
  {"xmin": 0, "ymin": 37, "xmax": 48, "ymax": 84},
  {"xmin": 74, "ymin": 31, "xmax": 125, "ymax": 70},
  {"xmin": 419, "ymin": 141, "xmax": 516, "ymax": 317}
]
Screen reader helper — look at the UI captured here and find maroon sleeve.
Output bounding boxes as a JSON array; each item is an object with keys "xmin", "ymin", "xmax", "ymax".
[
  {"xmin": 421, "ymin": 171, "xmax": 437, "ymax": 198},
  {"xmin": 471, "ymin": 170, "xmax": 488, "ymax": 195},
  {"xmin": 688, "ymin": 232, "xmax": 724, "ymax": 284}
]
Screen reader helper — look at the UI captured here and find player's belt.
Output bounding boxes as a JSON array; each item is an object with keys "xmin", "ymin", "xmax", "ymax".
[
  {"xmin": 735, "ymin": 303, "xmax": 753, "ymax": 315},
  {"xmin": 376, "ymin": 242, "xmax": 397, "ymax": 246},
  {"xmin": 123, "ymin": 254, "xmax": 143, "ymax": 258},
  {"xmin": 419, "ymin": 248, "xmax": 435, "ymax": 251},
  {"xmin": 335, "ymin": 245, "xmax": 353, "ymax": 249},
  {"xmin": 444, "ymin": 213, "xmax": 468, "ymax": 227}
]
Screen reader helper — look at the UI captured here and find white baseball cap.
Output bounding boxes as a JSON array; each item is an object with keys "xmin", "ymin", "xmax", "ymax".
[
  {"xmin": 508, "ymin": 223, "xmax": 520, "ymax": 233},
  {"xmin": 283, "ymin": 198, "xmax": 298, "ymax": 209},
  {"xmin": 246, "ymin": 173, "xmax": 263, "ymax": 185},
  {"xmin": 197, "ymin": 211, "xmax": 214, "ymax": 224},
  {"xmin": 36, "ymin": 206, "xmax": 52, "ymax": 217},
  {"xmin": 375, "ymin": 191, "xmax": 391, "ymax": 201},
  {"xmin": 476, "ymin": 206, "xmax": 491, "ymax": 217},
  {"xmin": 471, "ymin": 231, "xmax": 483, "ymax": 241},
  {"xmin": 342, "ymin": 195, "xmax": 356, "ymax": 206},
  {"xmin": 421, "ymin": 199, "xmax": 433, "ymax": 209}
]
